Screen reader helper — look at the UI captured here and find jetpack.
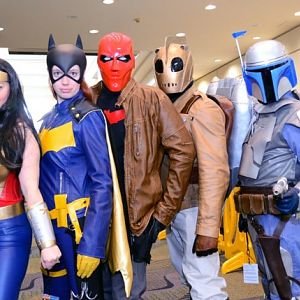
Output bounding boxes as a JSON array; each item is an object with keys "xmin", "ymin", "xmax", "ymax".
[
  {"xmin": 206, "ymin": 30, "xmax": 255, "ymax": 195},
  {"xmin": 207, "ymin": 76, "xmax": 254, "ymax": 195}
]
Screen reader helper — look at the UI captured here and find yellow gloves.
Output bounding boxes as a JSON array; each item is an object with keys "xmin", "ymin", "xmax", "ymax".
[{"xmin": 77, "ymin": 254, "xmax": 100, "ymax": 279}]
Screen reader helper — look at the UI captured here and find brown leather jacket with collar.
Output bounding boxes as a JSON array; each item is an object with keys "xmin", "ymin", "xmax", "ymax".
[
  {"xmin": 173, "ymin": 85, "xmax": 229, "ymax": 238},
  {"xmin": 91, "ymin": 79, "xmax": 195, "ymax": 236}
]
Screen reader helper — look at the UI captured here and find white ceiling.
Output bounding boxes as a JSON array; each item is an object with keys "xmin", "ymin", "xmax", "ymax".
[{"xmin": 1, "ymin": 0, "xmax": 300, "ymax": 83}]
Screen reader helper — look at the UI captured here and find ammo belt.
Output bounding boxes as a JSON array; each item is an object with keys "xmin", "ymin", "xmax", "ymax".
[
  {"xmin": 49, "ymin": 195, "xmax": 90, "ymax": 244},
  {"xmin": 234, "ymin": 186, "xmax": 280, "ymax": 215},
  {"xmin": 0, "ymin": 201, "xmax": 24, "ymax": 220}
]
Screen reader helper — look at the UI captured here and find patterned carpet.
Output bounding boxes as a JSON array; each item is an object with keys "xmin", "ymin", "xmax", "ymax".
[
  {"xmin": 19, "ymin": 242, "xmax": 190, "ymax": 300},
  {"xmin": 19, "ymin": 240, "xmax": 264, "ymax": 300}
]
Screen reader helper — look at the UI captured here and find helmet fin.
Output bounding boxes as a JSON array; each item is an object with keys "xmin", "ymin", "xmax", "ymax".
[
  {"xmin": 165, "ymin": 36, "xmax": 187, "ymax": 51},
  {"xmin": 165, "ymin": 36, "xmax": 187, "ymax": 62}
]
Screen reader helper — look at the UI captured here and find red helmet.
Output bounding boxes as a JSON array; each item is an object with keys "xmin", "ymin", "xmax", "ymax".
[{"xmin": 97, "ymin": 32, "xmax": 135, "ymax": 92}]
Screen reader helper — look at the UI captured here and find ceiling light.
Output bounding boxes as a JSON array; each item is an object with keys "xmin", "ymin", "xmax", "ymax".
[
  {"xmin": 89, "ymin": 29, "xmax": 99, "ymax": 34},
  {"xmin": 0, "ymin": 28, "xmax": 4, "ymax": 31},
  {"xmin": 176, "ymin": 32, "xmax": 186, "ymax": 37},
  {"xmin": 294, "ymin": 11, "xmax": 300, "ymax": 16},
  {"xmin": 253, "ymin": 36, "xmax": 261, "ymax": 40},
  {"xmin": 214, "ymin": 59, "xmax": 222, "ymax": 63},
  {"xmin": 102, "ymin": 0, "xmax": 114, "ymax": 4},
  {"xmin": 205, "ymin": 4, "xmax": 216, "ymax": 10}
]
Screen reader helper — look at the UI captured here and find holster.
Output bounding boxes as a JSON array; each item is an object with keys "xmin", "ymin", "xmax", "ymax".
[
  {"xmin": 258, "ymin": 235, "xmax": 292, "ymax": 300},
  {"xmin": 250, "ymin": 218, "xmax": 292, "ymax": 299}
]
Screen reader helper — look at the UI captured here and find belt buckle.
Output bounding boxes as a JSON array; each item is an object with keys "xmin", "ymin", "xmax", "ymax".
[{"xmin": 68, "ymin": 223, "xmax": 75, "ymax": 231}]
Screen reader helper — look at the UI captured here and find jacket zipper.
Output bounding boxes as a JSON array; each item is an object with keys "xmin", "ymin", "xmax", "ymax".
[
  {"xmin": 59, "ymin": 172, "xmax": 63, "ymax": 194},
  {"xmin": 134, "ymin": 123, "xmax": 140, "ymax": 156}
]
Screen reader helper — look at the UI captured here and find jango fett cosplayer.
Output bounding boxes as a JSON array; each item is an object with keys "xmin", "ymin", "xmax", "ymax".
[
  {"xmin": 235, "ymin": 40, "xmax": 300, "ymax": 299},
  {"xmin": 39, "ymin": 35, "xmax": 112, "ymax": 299}
]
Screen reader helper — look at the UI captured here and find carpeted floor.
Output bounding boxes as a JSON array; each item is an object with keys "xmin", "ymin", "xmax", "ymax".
[{"xmin": 19, "ymin": 240, "xmax": 264, "ymax": 300}]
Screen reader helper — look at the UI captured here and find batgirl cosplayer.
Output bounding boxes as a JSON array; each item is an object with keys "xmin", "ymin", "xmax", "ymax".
[
  {"xmin": 0, "ymin": 58, "xmax": 61, "ymax": 300},
  {"xmin": 39, "ymin": 35, "xmax": 112, "ymax": 300}
]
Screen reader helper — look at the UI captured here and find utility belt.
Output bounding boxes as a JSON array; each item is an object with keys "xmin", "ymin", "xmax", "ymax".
[
  {"xmin": 49, "ymin": 195, "xmax": 90, "ymax": 244},
  {"xmin": 234, "ymin": 186, "xmax": 280, "ymax": 215},
  {"xmin": 0, "ymin": 201, "xmax": 24, "ymax": 220}
]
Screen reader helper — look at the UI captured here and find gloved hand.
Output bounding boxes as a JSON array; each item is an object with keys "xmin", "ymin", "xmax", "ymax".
[
  {"xmin": 275, "ymin": 187, "xmax": 300, "ymax": 215},
  {"xmin": 192, "ymin": 235, "xmax": 218, "ymax": 257},
  {"xmin": 150, "ymin": 218, "xmax": 166, "ymax": 243},
  {"xmin": 77, "ymin": 254, "xmax": 100, "ymax": 279}
]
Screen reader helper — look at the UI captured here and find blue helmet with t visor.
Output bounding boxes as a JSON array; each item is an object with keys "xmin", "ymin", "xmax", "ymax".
[{"xmin": 243, "ymin": 40, "xmax": 297, "ymax": 104}]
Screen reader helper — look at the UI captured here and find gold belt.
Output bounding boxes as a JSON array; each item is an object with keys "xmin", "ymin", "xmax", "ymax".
[
  {"xmin": 49, "ymin": 195, "xmax": 90, "ymax": 244},
  {"xmin": 41, "ymin": 267, "xmax": 67, "ymax": 278},
  {"xmin": 0, "ymin": 201, "xmax": 24, "ymax": 220}
]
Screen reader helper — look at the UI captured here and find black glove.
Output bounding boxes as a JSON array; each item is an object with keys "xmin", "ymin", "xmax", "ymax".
[
  {"xmin": 276, "ymin": 187, "xmax": 299, "ymax": 215},
  {"xmin": 150, "ymin": 218, "xmax": 166, "ymax": 243},
  {"xmin": 192, "ymin": 235, "xmax": 218, "ymax": 257}
]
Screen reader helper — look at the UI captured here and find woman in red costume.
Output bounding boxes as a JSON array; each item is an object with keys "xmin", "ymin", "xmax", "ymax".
[{"xmin": 0, "ymin": 58, "xmax": 61, "ymax": 300}]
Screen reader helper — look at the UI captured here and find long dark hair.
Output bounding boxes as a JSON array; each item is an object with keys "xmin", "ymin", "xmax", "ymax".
[{"xmin": 0, "ymin": 58, "xmax": 38, "ymax": 171}]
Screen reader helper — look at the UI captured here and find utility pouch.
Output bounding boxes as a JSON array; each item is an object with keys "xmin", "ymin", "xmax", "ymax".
[{"xmin": 234, "ymin": 188, "xmax": 280, "ymax": 215}]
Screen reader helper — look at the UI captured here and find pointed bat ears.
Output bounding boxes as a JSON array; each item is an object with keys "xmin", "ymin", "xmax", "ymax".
[{"xmin": 48, "ymin": 34, "xmax": 83, "ymax": 50}]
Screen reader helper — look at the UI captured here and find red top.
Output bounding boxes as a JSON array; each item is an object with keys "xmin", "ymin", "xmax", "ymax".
[{"xmin": 0, "ymin": 172, "xmax": 22, "ymax": 207}]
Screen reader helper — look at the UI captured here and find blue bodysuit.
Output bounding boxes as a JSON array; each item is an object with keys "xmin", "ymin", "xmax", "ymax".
[{"xmin": 39, "ymin": 90, "xmax": 112, "ymax": 299}]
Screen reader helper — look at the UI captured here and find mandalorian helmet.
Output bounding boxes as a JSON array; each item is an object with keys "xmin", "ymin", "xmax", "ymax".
[
  {"xmin": 243, "ymin": 40, "xmax": 297, "ymax": 104},
  {"xmin": 154, "ymin": 36, "xmax": 193, "ymax": 94},
  {"xmin": 47, "ymin": 34, "xmax": 87, "ymax": 84}
]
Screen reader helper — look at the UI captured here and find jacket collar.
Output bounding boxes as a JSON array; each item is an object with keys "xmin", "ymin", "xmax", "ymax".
[
  {"xmin": 117, "ymin": 78, "xmax": 137, "ymax": 106},
  {"xmin": 92, "ymin": 78, "xmax": 137, "ymax": 107}
]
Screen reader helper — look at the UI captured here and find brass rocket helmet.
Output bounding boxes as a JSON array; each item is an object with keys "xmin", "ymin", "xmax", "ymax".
[{"xmin": 154, "ymin": 36, "xmax": 193, "ymax": 94}]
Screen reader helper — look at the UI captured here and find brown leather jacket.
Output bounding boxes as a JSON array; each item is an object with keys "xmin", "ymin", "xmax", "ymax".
[
  {"xmin": 91, "ymin": 79, "xmax": 195, "ymax": 236},
  {"xmin": 173, "ymin": 85, "xmax": 229, "ymax": 238}
]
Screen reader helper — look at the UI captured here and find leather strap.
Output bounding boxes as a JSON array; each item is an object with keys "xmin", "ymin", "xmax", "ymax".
[{"xmin": 180, "ymin": 95, "xmax": 200, "ymax": 114}]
